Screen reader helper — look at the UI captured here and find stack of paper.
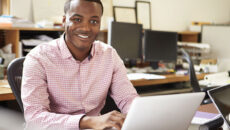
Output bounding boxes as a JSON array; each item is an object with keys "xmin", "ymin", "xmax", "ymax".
[
  {"xmin": 0, "ymin": 15, "xmax": 35, "ymax": 28},
  {"xmin": 127, "ymin": 73, "xmax": 166, "ymax": 80},
  {"xmin": 191, "ymin": 111, "xmax": 220, "ymax": 125}
]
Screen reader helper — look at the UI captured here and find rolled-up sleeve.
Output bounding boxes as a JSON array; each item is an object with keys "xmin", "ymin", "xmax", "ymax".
[
  {"xmin": 109, "ymin": 49, "xmax": 139, "ymax": 114},
  {"xmin": 21, "ymin": 55, "xmax": 84, "ymax": 130}
]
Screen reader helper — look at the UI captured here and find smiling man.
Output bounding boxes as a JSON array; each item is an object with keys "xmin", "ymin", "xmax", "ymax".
[{"xmin": 21, "ymin": 0, "xmax": 138, "ymax": 130}]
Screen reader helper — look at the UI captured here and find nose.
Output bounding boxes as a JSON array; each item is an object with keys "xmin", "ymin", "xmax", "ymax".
[{"xmin": 80, "ymin": 22, "xmax": 90, "ymax": 32}]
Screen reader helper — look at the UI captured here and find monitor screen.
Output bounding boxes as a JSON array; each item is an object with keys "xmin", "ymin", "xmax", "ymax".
[
  {"xmin": 108, "ymin": 21, "xmax": 143, "ymax": 60},
  {"xmin": 143, "ymin": 30, "xmax": 178, "ymax": 62}
]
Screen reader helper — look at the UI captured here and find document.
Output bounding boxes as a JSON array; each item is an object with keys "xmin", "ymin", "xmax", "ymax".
[
  {"xmin": 127, "ymin": 73, "xmax": 166, "ymax": 80},
  {"xmin": 191, "ymin": 111, "xmax": 220, "ymax": 125}
]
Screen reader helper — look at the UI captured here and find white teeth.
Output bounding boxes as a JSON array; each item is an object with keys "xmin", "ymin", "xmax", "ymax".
[{"xmin": 78, "ymin": 35, "xmax": 89, "ymax": 39}]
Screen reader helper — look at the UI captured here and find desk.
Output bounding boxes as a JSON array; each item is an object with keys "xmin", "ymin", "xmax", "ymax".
[
  {"xmin": 0, "ymin": 73, "xmax": 206, "ymax": 102},
  {"xmin": 198, "ymin": 103, "xmax": 219, "ymax": 114},
  {"xmin": 0, "ymin": 80, "xmax": 15, "ymax": 101},
  {"xmin": 131, "ymin": 73, "xmax": 206, "ymax": 87}
]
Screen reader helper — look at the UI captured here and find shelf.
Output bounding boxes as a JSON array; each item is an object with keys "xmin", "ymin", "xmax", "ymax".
[
  {"xmin": 0, "ymin": 27, "xmax": 108, "ymax": 58},
  {"xmin": 0, "ymin": 27, "xmax": 64, "ymax": 57},
  {"xmin": 0, "ymin": 26, "xmax": 65, "ymax": 31},
  {"xmin": 178, "ymin": 31, "xmax": 201, "ymax": 43}
]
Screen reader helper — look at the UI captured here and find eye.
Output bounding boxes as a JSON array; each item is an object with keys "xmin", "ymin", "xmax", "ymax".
[
  {"xmin": 90, "ymin": 20, "xmax": 98, "ymax": 24},
  {"xmin": 74, "ymin": 18, "xmax": 81, "ymax": 22}
]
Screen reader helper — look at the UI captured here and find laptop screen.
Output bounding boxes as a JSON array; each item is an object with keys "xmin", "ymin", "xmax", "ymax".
[{"xmin": 208, "ymin": 85, "xmax": 230, "ymax": 127}]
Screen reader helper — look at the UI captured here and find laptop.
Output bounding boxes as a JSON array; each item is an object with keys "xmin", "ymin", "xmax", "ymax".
[
  {"xmin": 208, "ymin": 84, "xmax": 230, "ymax": 128},
  {"xmin": 122, "ymin": 92, "xmax": 205, "ymax": 130}
]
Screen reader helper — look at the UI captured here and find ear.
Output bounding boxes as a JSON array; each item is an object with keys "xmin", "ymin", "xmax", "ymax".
[{"xmin": 62, "ymin": 15, "xmax": 66, "ymax": 27}]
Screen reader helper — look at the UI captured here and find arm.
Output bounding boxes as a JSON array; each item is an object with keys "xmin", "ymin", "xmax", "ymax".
[
  {"xmin": 21, "ymin": 55, "xmax": 84, "ymax": 130},
  {"xmin": 109, "ymin": 49, "xmax": 139, "ymax": 113},
  {"xmin": 80, "ymin": 49, "xmax": 138, "ymax": 130}
]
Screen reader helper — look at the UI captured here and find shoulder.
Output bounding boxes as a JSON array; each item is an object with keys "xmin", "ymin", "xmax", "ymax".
[
  {"xmin": 27, "ymin": 39, "xmax": 59, "ymax": 58},
  {"xmin": 94, "ymin": 40, "xmax": 122, "ymax": 63},
  {"xmin": 94, "ymin": 40, "xmax": 116, "ymax": 54}
]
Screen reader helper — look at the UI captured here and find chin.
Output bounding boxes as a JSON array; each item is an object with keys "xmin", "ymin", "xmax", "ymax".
[{"xmin": 74, "ymin": 43, "xmax": 92, "ymax": 51}]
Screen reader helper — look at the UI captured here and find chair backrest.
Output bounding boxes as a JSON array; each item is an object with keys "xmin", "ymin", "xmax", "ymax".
[
  {"xmin": 180, "ymin": 48, "xmax": 201, "ymax": 92},
  {"xmin": 7, "ymin": 57, "xmax": 25, "ymax": 113}
]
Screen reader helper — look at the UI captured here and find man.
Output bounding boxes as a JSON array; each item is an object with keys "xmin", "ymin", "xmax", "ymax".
[{"xmin": 21, "ymin": 0, "xmax": 139, "ymax": 129}]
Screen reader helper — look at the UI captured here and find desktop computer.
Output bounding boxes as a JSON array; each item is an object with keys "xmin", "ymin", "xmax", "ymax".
[
  {"xmin": 108, "ymin": 22, "xmax": 178, "ymax": 73},
  {"xmin": 143, "ymin": 30, "xmax": 178, "ymax": 72},
  {"xmin": 108, "ymin": 21, "xmax": 143, "ymax": 67}
]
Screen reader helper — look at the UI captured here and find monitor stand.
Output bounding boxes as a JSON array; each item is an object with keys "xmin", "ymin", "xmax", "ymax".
[
  {"xmin": 150, "ymin": 61, "xmax": 159, "ymax": 70},
  {"xmin": 148, "ymin": 61, "xmax": 175, "ymax": 75},
  {"xmin": 124, "ymin": 59, "xmax": 137, "ymax": 68}
]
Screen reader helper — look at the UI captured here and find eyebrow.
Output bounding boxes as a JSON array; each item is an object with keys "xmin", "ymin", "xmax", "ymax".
[
  {"xmin": 70, "ymin": 14, "xmax": 100, "ymax": 19},
  {"xmin": 70, "ymin": 14, "xmax": 82, "ymax": 18}
]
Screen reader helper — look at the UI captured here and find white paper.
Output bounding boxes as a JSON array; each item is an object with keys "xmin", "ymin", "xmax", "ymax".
[{"xmin": 127, "ymin": 73, "xmax": 166, "ymax": 80}]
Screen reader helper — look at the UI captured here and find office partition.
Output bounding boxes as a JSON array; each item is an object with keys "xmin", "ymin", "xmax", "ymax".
[{"xmin": 202, "ymin": 25, "xmax": 230, "ymax": 72}]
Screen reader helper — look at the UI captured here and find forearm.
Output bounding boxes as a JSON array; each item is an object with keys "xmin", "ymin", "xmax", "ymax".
[
  {"xmin": 79, "ymin": 116, "xmax": 95, "ymax": 129},
  {"xmin": 24, "ymin": 107, "xmax": 84, "ymax": 129}
]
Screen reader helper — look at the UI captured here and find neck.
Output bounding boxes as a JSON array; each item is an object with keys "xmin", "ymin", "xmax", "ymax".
[
  {"xmin": 65, "ymin": 38, "xmax": 92, "ymax": 62},
  {"xmin": 70, "ymin": 47, "xmax": 90, "ymax": 61}
]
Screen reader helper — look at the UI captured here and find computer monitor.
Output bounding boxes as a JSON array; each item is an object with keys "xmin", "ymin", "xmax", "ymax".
[
  {"xmin": 143, "ymin": 30, "xmax": 178, "ymax": 62},
  {"xmin": 108, "ymin": 21, "xmax": 143, "ymax": 61}
]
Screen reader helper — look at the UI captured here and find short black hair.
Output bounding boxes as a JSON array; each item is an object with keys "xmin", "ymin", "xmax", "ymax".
[{"xmin": 64, "ymin": 0, "xmax": 103, "ymax": 14}]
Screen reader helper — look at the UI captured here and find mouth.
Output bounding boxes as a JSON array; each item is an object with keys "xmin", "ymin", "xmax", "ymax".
[{"xmin": 78, "ymin": 34, "xmax": 89, "ymax": 39}]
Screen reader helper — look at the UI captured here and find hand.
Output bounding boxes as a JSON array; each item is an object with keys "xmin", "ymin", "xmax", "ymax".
[{"xmin": 80, "ymin": 110, "xmax": 126, "ymax": 130}]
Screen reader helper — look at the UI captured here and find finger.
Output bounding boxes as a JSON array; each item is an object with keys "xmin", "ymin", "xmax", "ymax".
[
  {"xmin": 111, "ymin": 112, "xmax": 126, "ymax": 121},
  {"xmin": 111, "ymin": 111, "xmax": 126, "ymax": 119},
  {"xmin": 107, "ymin": 121, "xmax": 121, "ymax": 130},
  {"xmin": 110, "ymin": 115, "xmax": 125, "ymax": 128},
  {"xmin": 116, "ymin": 113, "xmax": 126, "ymax": 119},
  {"xmin": 110, "ymin": 110, "xmax": 120, "ymax": 114}
]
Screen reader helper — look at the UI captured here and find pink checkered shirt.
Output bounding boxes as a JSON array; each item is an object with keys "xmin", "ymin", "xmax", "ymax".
[{"xmin": 21, "ymin": 35, "xmax": 138, "ymax": 130}]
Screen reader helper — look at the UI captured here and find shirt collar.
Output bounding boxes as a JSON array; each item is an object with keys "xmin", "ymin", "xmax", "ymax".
[{"xmin": 59, "ymin": 33, "xmax": 96, "ymax": 60}]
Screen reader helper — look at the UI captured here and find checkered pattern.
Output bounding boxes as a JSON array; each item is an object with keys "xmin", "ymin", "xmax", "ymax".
[{"xmin": 21, "ymin": 35, "xmax": 138, "ymax": 130}]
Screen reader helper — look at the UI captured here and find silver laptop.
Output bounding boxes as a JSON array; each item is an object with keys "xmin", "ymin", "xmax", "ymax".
[
  {"xmin": 122, "ymin": 92, "xmax": 205, "ymax": 130},
  {"xmin": 208, "ymin": 84, "xmax": 230, "ymax": 128}
]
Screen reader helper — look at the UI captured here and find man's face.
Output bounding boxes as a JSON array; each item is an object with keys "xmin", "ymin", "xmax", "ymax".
[{"xmin": 63, "ymin": 0, "xmax": 102, "ymax": 51}]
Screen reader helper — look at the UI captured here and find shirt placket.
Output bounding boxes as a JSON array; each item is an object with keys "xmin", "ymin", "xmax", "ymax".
[
  {"xmin": 79, "ymin": 61, "xmax": 88, "ymax": 113},
  {"xmin": 79, "ymin": 58, "xmax": 91, "ymax": 113}
]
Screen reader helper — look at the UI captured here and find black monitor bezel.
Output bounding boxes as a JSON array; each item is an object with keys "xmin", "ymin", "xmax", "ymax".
[
  {"xmin": 109, "ymin": 21, "xmax": 143, "ymax": 61},
  {"xmin": 143, "ymin": 30, "xmax": 178, "ymax": 62}
]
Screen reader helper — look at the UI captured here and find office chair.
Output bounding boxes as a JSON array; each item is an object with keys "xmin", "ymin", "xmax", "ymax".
[
  {"xmin": 180, "ymin": 49, "xmax": 224, "ymax": 130},
  {"xmin": 180, "ymin": 48, "xmax": 215, "ymax": 104},
  {"xmin": 7, "ymin": 57, "xmax": 25, "ymax": 113}
]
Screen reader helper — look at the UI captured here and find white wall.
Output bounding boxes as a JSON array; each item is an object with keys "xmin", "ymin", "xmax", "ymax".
[
  {"xmin": 9, "ymin": 0, "xmax": 113, "ymax": 29},
  {"xmin": 32, "ymin": 0, "xmax": 66, "ymax": 23},
  {"xmin": 9, "ymin": 0, "xmax": 230, "ymax": 31},
  {"xmin": 113, "ymin": 0, "xmax": 230, "ymax": 31},
  {"xmin": 101, "ymin": 0, "xmax": 113, "ymax": 30},
  {"xmin": 10, "ymin": 0, "xmax": 33, "ymax": 21}
]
